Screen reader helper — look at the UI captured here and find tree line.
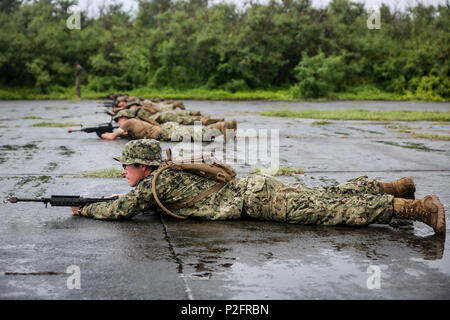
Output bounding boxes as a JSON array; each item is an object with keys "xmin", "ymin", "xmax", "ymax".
[{"xmin": 0, "ymin": 0, "xmax": 448, "ymax": 99}]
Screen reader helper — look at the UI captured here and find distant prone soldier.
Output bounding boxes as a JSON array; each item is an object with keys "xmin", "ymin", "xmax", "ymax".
[
  {"xmin": 115, "ymin": 102, "xmax": 225, "ymax": 126},
  {"xmin": 100, "ymin": 110, "xmax": 237, "ymax": 142}
]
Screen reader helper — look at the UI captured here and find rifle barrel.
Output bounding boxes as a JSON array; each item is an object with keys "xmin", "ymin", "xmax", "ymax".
[{"xmin": 8, "ymin": 197, "xmax": 48, "ymax": 203}]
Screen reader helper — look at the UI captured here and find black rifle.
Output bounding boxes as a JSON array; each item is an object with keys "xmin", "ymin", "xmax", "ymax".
[
  {"xmin": 68, "ymin": 122, "xmax": 118, "ymax": 137},
  {"xmin": 102, "ymin": 101, "xmax": 114, "ymax": 108},
  {"xmin": 7, "ymin": 195, "xmax": 118, "ymax": 208}
]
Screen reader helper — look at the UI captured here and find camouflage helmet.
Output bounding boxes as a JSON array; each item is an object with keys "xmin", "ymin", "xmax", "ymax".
[
  {"xmin": 116, "ymin": 96, "xmax": 128, "ymax": 102},
  {"xmin": 113, "ymin": 139, "xmax": 162, "ymax": 166},
  {"xmin": 124, "ymin": 100, "xmax": 142, "ymax": 109},
  {"xmin": 113, "ymin": 108, "xmax": 138, "ymax": 122}
]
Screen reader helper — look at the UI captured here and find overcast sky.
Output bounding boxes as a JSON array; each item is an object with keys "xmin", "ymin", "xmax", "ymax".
[{"xmin": 77, "ymin": 0, "xmax": 448, "ymax": 16}]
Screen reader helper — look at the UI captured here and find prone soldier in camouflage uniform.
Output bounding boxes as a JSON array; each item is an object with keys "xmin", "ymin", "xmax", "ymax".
[
  {"xmin": 73, "ymin": 139, "xmax": 446, "ymax": 235},
  {"xmin": 115, "ymin": 105, "xmax": 225, "ymax": 126},
  {"xmin": 100, "ymin": 110, "xmax": 237, "ymax": 142}
]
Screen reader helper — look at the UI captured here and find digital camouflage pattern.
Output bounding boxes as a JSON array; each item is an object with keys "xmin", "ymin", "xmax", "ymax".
[
  {"xmin": 242, "ymin": 175, "xmax": 393, "ymax": 226},
  {"xmin": 112, "ymin": 139, "xmax": 162, "ymax": 166},
  {"xmin": 146, "ymin": 110, "xmax": 203, "ymax": 125},
  {"xmin": 84, "ymin": 139, "xmax": 394, "ymax": 224},
  {"xmin": 84, "ymin": 170, "xmax": 394, "ymax": 226},
  {"xmin": 83, "ymin": 169, "xmax": 246, "ymax": 220},
  {"xmin": 114, "ymin": 108, "xmax": 139, "ymax": 121},
  {"xmin": 158, "ymin": 121, "xmax": 222, "ymax": 142}
]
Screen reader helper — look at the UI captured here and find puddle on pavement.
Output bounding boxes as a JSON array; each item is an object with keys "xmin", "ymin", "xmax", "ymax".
[{"xmin": 374, "ymin": 140, "xmax": 445, "ymax": 152}]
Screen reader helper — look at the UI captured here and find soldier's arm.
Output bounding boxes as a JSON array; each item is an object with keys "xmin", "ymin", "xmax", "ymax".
[
  {"xmin": 101, "ymin": 128, "xmax": 126, "ymax": 140},
  {"xmin": 81, "ymin": 180, "xmax": 155, "ymax": 220}
]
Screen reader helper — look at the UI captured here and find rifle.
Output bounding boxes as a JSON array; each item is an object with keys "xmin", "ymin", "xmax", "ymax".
[
  {"xmin": 95, "ymin": 109, "xmax": 116, "ymax": 116},
  {"xmin": 68, "ymin": 122, "xmax": 118, "ymax": 137},
  {"xmin": 7, "ymin": 195, "xmax": 118, "ymax": 208},
  {"xmin": 102, "ymin": 101, "xmax": 114, "ymax": 108}
]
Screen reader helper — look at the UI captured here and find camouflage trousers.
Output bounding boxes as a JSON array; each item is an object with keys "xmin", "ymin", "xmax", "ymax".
[
  {"xmin": 242, "ymin": 175, "xmax": 394, "ymax": 227},
  {"xmin": 159, "ymin": 122, "xmax": 221, "ymax": 142},
  {"xmin": 149, "ymin": 111, "xmax": 203, "ymax": 125}
]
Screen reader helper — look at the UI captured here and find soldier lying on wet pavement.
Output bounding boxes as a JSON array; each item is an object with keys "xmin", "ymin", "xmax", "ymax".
[
  {"xmin": 112, "ymin": 96, "xmax": 185, "ymax": 113},
  {"xmin": 71, "ymin": 139, "xmax": 446, "ymax": 235},
  {"xmin": 113, "ymin": 105, "xmax": 225, "ymax": 126},
  {"xmin": 100, "ymin": 111, "xmax": 237, "ymax": 142}
]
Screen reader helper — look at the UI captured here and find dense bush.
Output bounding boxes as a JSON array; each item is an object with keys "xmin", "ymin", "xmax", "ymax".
[{"xmin": 0, "ymin": 0, "xmax": 448, "ymax": 99}]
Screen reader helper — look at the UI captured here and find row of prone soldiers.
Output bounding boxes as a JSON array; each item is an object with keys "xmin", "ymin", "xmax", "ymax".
[{"xmin": 83, "ymin": 93, "xmax": 238, "ymax": 142}]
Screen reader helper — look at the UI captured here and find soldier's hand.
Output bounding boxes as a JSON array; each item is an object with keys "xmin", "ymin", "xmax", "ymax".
[
  {"xmin": 71, "ymin": 206, "xmax": 85, "ymax": 216},
  {"xmin": 106, "ymin": 194, "xmax": 123, "ymax": 199}
]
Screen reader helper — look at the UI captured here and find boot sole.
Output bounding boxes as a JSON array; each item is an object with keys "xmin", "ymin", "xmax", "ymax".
[
  {"xmin": 402, "ymin": 176, "xmax": 416, "ymax": 199},
  {"xmin": 430, "ymin": 195, "xmax": 446, "ymax": 235}
]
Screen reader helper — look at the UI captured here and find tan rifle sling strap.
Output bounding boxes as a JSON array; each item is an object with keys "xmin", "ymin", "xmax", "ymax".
[{"xmin": 151, "ymin": 149, "xmax": 236, "ymax": 220}]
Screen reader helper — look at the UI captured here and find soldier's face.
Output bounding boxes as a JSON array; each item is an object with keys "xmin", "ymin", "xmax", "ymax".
[
  {"xmin": 122, "ymin": 164, "xmax": 147, "ymax": 187},
  {"xmin": 119, "ymin": 101, "xmax": 126, "ymax": 107}
]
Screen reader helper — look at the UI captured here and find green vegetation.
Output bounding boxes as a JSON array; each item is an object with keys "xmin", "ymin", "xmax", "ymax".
[
  {"xmin": 23, "ymin": 115, "xmax": 41, "ymax": 119},
  {"xmin": 385, "ymin": 123, "xmax": 450, "ymax": 140},
  {"xmin": 410, "ymin": 133, "xmax": 450, "ymax": 141},
  {"xmin": 251, "ymin": 166, "xmax": 305, "ymax": 176},
  {"xmin": 312, "ymin": 120, "xmax": 333, "ymax": 126},
  {"xmin": 31, "ymin": 122, "xmax": 80, "ymax": 127},
  {"xmin": 82, "ymin": 168, "xmax": 124, "ymax": 178},
  {"xmin": 0, "ymin": 0, "xmax": 448, "ymax": 101},
  {"xmin": 261, "ymin": 109, "xmax": 450, "ymax": 121}
]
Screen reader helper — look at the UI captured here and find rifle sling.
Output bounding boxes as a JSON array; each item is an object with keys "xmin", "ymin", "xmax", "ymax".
[{"xmin": 151, "ymin": 164, "xmax": 227, "ymax": 220}]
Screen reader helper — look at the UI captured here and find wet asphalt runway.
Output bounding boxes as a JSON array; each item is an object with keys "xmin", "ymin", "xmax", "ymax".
[{"xmin": 0, "ymin": 99, "xmax": 449, "ymax": 299}]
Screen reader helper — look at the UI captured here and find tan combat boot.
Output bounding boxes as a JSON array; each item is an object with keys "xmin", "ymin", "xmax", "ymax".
[
  {"xmin": 173, "ymin": 101, "xmax": 185, "ymax": 110},
  {"xmin": 211, "ymin": 120, "xmax": 237, "ymax": 140},
  {"xmin": 201, "ymin": 117, "xmax": 225, "ymax": 126},
  {"xmin": 379, "ymin": 176, "xmax": 416, "ymax": 199},
  {"xmin": 393, "ymin": 195, "xmax": 446, "ymax": 234}
]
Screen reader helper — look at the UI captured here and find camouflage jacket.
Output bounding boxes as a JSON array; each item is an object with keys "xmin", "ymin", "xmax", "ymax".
[{"xmin": 83, "ymin": 169, "xmax": 247, "ymax": 220}]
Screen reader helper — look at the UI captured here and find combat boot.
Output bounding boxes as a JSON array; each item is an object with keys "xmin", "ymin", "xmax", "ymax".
[
  {"xmin": 173, "ymin": 101, "xmax": 185, "ymax": 110},
  {"xmin": 224, "ymin": 120, "xmax": 237, "ymax": 140},
  {"xmin": 379, "ymin": 176, "xmax": 416, "ymax": 199},
  {"xmin": 201, "ymin": 117, "xmax": 224, "ymax": 126},
  {"xmin": 226, "ymin": 120, "xmax": 237, "ymax": 131},
  {"xmin": 393, "ymin": 195, "xmax": 446, "ymax": 234}
]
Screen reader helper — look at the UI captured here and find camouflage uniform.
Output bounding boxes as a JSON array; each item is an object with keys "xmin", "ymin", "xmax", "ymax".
[
  {"xmin": 158, "ymin": 121, "xmax": 221, "ymax": 142},
  {"xmin": 138, "ymin": 109, "xmax": 204, "ymax": 125},
  {"xmin": 83, "ymin": 140, "xmax": 394, "ymax": 226},
  {"xmin": 113, "ymin": 110, "xmax": 222, "ymax": 142}
]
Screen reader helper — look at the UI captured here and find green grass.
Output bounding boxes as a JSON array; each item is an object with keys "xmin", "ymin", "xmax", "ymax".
[
  {"xmin": 311, "ymin": 120, "xmax": 333, "ymax": 126},
  {"xmin": 409, "ymin": 132, "xmax": 450, "ymax": 141},
  {"xmin": 81, "ymin": 168, "xmax": 123, "ymax": 178},
  {"xmin": 23, "ymin": 115, "xmax": 41, "ymax": 119},
  {"xmin": 385, "ymin": 124, "xmax": 450, "ymax": 140},
  {"xmin": 251, "ymin": 166, "xmax": 304, "ymax": 176},
  {"xmin": 1, "ymin": 85, "xmax": 448, "ymax": 102},
  {"xmin": 31, "ymin": 122, "xmax": 80, "ymax": 127},
  {"xmin": 261, "ymin": 109, "xmax": 450, "ymax": 122}
]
